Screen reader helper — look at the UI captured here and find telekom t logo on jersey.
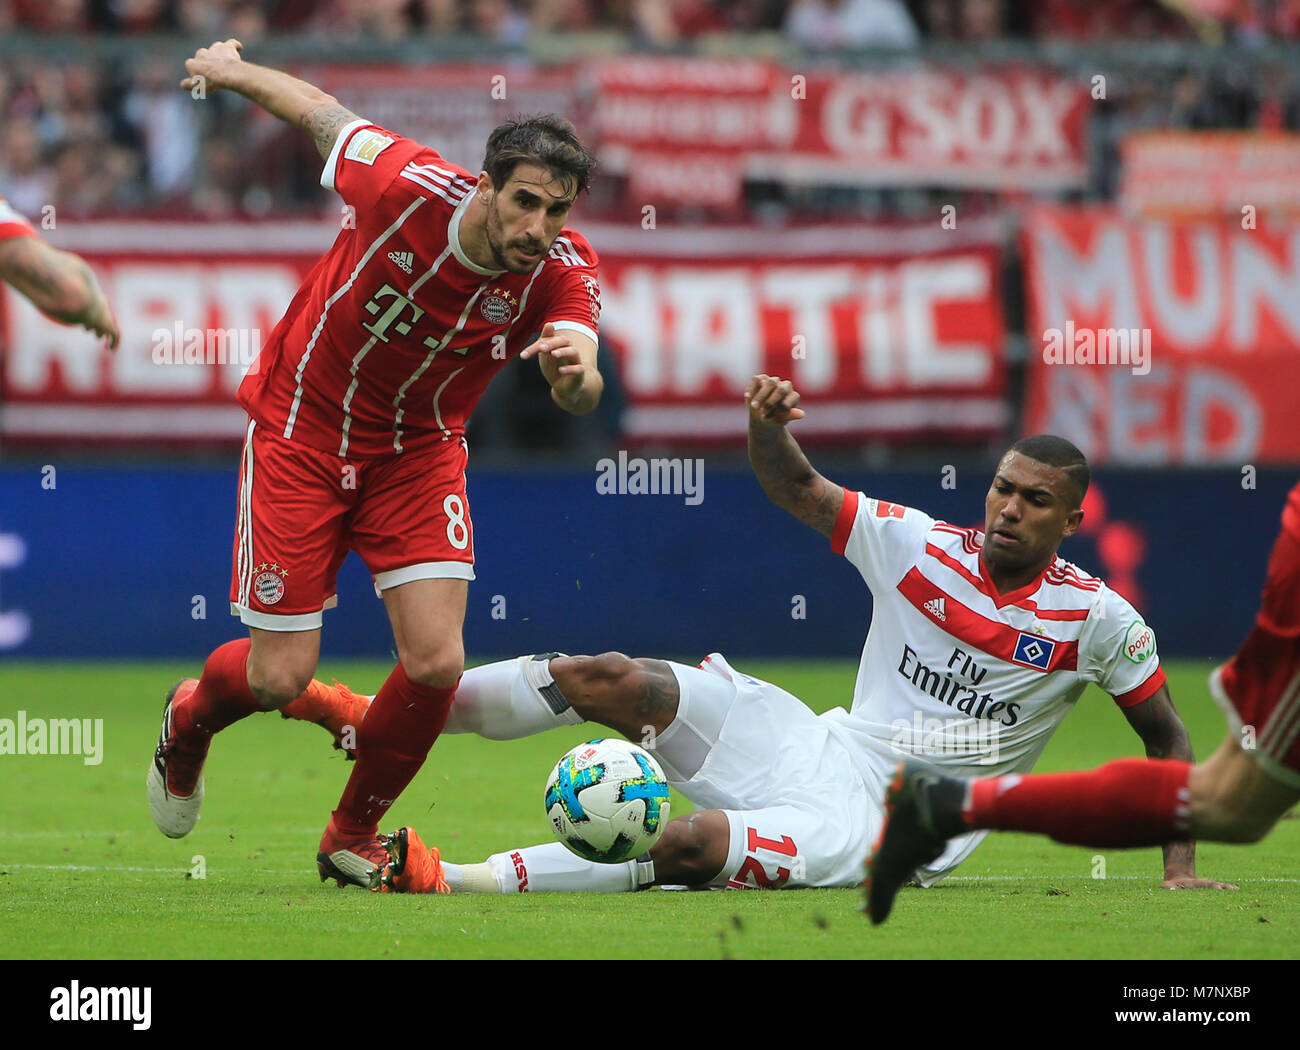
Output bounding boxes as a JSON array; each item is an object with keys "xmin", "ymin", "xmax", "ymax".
[{"xmin": 362, "ymin": 284, "xmax": 437, "ymax": 346}]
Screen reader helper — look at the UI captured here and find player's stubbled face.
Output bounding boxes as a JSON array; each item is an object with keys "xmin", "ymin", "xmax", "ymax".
[
  {"xmin": 982, "ymin": 452, "xmax": 1082, "ymax": 578},
  {"xmin": 484, "ymin": 164, "xmax": 575, "ymax": 274}
]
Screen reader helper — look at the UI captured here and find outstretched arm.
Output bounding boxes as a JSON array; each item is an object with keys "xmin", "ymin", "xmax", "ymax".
[
  {"xmin": 520, "ymin": 324, "xmax": 602, "ymax": 416},
  {"xmin": 1122, "ymin": 684, "xmax": 1233, "ymax": 889},
  {"xmin": 746, "ymin": 374, "xmax": 844, "ymax": 538},
  {"xmin": 0, "ymin": 236, "xmax": 119, "ymax": 349},
  {"xmin": 180, "ymin": 38, "xmax": 363, "ymax": 159}
]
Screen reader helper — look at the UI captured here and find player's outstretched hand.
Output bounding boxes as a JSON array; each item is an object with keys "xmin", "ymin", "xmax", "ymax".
[
  {"xmin": 520, "ymin": 322, "xmax": 585, "ymax": 376},
  {"xmin": 746, "ymin": 374, "xmax": 805, "ymax": 427},
  {"xmin": 82, "ymin": 297, "xmax": 120, "ymax": 351},
  {"xmin": 1160, "ymin": 874, "xmax": 1239, "ymax": 890},
  {"xmin": 180, "ymin": 38, "xmax": 244, "ymax": 95}
]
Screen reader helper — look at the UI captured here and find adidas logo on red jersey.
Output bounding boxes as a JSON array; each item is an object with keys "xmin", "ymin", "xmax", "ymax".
[
  {"xmin": 923, "ymin": 597, "xmax": 946, "ymax": 621},
  {"xmin": 388, "ymin": 250, "xmax": 414, "ymax": 274}
]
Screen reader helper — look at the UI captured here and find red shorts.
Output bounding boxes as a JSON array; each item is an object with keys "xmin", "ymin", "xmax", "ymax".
[
  {"xmin": 228, "ymin": 419, "xmax": 475, "ymax": 631},
  {"xmin": 1211, "ymin": 482, "xmax": 1300, "ymax": 787}
]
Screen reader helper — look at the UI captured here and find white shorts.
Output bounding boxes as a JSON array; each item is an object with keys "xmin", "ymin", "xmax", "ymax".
[
  {"xmin": 659, "ymin": 655, "xmax": 882, "ymax": 889},
  {"xmin": 659, "ymin": 654, "xmax": 988, "ymax": 890}
]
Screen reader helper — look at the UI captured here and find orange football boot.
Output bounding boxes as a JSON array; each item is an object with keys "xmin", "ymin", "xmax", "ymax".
[
  {"xmin": 370, "ymin": 827, "xmax": 451, "ymax": 894},
  {"xmin": 280, "ymin": 678, "xmax": 372, "ymax": 759}
]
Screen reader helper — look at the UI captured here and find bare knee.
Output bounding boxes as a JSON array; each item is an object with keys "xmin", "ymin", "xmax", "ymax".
[
  {"xmin": 401, "ymin": 642, "xmax": 465, "ymax": 689},
  {"xmin": 247, "ymin": 661, "xmax": 316, "ymax": 710},
  {"xmin": 1194, "ymin": 790, "xmax": 1275, "ymax": 843},
  {"xmin": 649, "ymin": 811, "xmax": 731, "ymax": 886},
  {"xmin": 1188, "ymin": 739, "xmax": 1291, "ymax": 843},
  {"xmin": 552, "ymin": 653, "xmax": 679, "ymax": 735}
]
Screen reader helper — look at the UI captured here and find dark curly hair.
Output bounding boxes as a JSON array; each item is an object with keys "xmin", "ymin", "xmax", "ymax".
[{"xmin": 482, "ymin": 113, "xmax": 596, "ymax": 199}]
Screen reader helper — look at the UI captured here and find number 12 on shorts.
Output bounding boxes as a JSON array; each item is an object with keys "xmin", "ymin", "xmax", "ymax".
[{"xmin": 727, "ymin": 828, "xmax": 799, "ymax": 889}]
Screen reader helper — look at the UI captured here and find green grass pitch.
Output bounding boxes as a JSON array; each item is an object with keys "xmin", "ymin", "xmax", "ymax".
[{"xmin": 0, "ymin": 658, "xmax": 1296, "ymax": 960}]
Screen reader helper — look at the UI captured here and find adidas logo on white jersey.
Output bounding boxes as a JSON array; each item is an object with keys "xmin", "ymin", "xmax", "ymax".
[
  {"xmin": 388, "ymin": 250, "xmax": 414, "ymax": 274},
  {"xmin": 924, "ymin": 597, "xmax": 946, "ymax": 621}
]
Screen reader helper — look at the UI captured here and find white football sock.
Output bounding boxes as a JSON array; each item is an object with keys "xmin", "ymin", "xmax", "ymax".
[
  {"xmin": 444, "ymin": 654, "xmax": 584, "ymax": 740},
  {"xmin": 458, "ymin": 842, "xmax": 656, "ymax": 893},
  {"xmin": 441, "ymin": 862, "xmax": 500, "ymax": 893}
]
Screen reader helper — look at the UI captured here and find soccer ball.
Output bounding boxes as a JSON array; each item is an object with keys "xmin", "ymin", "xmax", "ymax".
[{"xmin": 544, "ymin": 738, "xmax": 671, "ymax": 864}]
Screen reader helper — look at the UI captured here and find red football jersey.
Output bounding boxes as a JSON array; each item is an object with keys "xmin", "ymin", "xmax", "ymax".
[
  {"xmin": 0, "ymin": 194, "xmax": 38, "ymax": 243},
  {"xmin": 239, "ymin": 121, "xmax": 602, "ymax": 458}
]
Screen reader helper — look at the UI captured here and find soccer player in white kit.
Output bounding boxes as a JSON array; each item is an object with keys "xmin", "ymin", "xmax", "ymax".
[{"xmin": 292, "ymin": 375, "xmax": 1231, "ymax": 894}]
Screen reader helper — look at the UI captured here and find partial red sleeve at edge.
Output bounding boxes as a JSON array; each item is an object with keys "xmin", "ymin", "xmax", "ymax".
[
  {"xmin": 0, "ymin": 222, "xmax": 37, "ymax": 243},
  {"xmin": 830, "ymin": 488, "xmax": 860, "ymax": 555},
  {"xmin": 1113, "ymin": 666, "xmax": 1167, "ymax": 708}
]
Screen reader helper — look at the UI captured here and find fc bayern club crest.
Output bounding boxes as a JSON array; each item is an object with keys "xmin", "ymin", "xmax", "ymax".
[
  {"xmin": 252, "ymin": 562, "xmax": 288, "ymax": 606},
  {"xmin": 480, "ymin": 287, "xmax": 517, "ymax": 325}
]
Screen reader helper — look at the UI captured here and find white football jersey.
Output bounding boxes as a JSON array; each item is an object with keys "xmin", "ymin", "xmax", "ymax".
[{"xmin": 819, "ymin": 490, "xmax": 1164, "ymax": 783}]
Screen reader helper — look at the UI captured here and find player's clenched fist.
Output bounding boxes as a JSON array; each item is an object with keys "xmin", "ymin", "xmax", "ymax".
[
  {"xmin": 746, "ymin": 374, "xmax": 805, "ymax": 426},
  {"xmin": 180, "ymin": 38, "xmax": 245, "ymax": 95}
]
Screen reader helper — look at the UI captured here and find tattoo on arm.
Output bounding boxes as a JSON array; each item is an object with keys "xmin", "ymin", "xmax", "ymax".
[
  {"xmin": 631, "ymin": 661, "xmax": 681, "ymax": 731},
  {"xmin": 1123, "ymin": 686, "xmax": 1198, "ymax": 876},
  {"xmin": 748, "ymin": 423, "xmax": 844, "ymax": 538},
  {"xmin": 791, "ymin": 474, "xmax": 845, "ymax": 537},
  {"xmin": 302, "ymin": 103, "xmax": 363, "ymax": 160},
  {"xmin": 1164, "ymin": 839, "xmax": 1195, "ymax": 876}
]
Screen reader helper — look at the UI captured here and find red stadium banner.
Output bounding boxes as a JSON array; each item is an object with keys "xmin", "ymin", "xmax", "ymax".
[
  {"xmin": 299, "ymin": 63, "xmax": 584, "ymax": 180},
  {"xmin": 590, "ymin": 220, "xmax": 1009, "ymax": 443},
  {"xmin": 1021, "ymin": 205, "xmax": 1300, "ymax": 465},
  {"xmin": 0, "ymin": 219, "xmax": 1008, "ymax": 446},
  {"xmin": 1120, "ymin": 131, "xmax": 1300, "ymax": 220},
  {"xmin": 592, "ymin": 57, "xmax": 783, "ymax": 208},
  {"xmin": 592, "ymin": 58, "xmax": 1090, "ymax": 198}
]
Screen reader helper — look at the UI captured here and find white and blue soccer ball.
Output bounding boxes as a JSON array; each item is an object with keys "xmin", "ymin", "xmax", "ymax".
[{"xmin": 544, "ymin": 738, "xmax": 671, "ymax": 864}]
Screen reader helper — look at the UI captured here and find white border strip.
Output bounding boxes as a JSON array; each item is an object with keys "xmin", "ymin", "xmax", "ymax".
[
  {"xmin": 34, "ymin": 216, "xmax": 1008, "ymax": 258},
  {"xmin": 1, "ymin": 404, "xmax": 250, "ymax": 438},
  {"xmin": 624, "ymin": 398, "xmax": 1008, "ymax": 437}
]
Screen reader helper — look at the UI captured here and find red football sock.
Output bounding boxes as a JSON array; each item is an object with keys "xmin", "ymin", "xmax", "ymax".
[
  {"xmin": 329, "ymin": 661, "xmax": 456, "ymax": 838},
  {"xmin": 964, "ymin": 758, "xmax": 1192, "ymax": 848},
  {"xmin": 1218, "ymin": 495, "xmax": 1300, "ymax": 709},
  {"xmin": 175, "ymin": 638, "xmax": 263, "ymax": 737},
  {"xmin": 1252, "ymin": 493, "xmax": 1300, "ymax": 637}
]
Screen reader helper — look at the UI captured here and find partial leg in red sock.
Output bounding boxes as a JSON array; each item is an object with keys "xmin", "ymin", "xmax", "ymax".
[{"xmin": 964, "ymin": 758, "xmax": 1192, "ymax": 848}]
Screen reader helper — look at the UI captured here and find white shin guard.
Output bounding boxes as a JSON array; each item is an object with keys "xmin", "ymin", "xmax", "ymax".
[{"xmin": 445, "ymin": 654, "xmax": 584, "ymax": 740}]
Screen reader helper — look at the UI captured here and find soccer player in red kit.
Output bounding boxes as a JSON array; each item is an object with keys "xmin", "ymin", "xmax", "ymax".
[
  {"xmin": 147, "ymin": 39, "xmax": 604, "ymax": 887},
  {"xmin": 866, "ymin": 483, "xmax": 1300, "ymax": 924}
]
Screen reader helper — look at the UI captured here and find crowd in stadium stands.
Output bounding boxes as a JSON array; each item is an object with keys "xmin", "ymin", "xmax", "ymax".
[
  {"xmin": 2, "ymin": 0, "xmax": 1299, "ymax": 219},
  {"xmin": 0, "ymin": 0, "xmax": 1247, "ymax": 41},
  {"xmin": 10, "ymin": 0, "xmax": 1300, "ymax": 42}
]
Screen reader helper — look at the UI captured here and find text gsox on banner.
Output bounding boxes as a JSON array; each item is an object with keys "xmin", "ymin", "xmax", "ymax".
[
  {"xmin": 591, "ymin": 58, "xmax": 1090, "ymax": 205},
  {"xmin": 298, "ymin": 59, "xmax": 1092, "ymax": 210}
]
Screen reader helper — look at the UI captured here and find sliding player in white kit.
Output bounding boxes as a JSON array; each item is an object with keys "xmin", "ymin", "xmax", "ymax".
[{"xmin": 289, "ymin": 374, "xmax": 1231, "ymax": 894}]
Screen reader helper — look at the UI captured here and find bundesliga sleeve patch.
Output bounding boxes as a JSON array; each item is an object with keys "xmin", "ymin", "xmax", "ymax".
[
  {"xmin": 1121, "ymin": 620, "xmax": 1156, "ymax": 663},
  {"xmin": 866, "ymin": 498, "xmax": 906, "ymax": 519},
  {"xmin": 344, "ymin": 130, "xmax": 395, "ymax": 166},
  {"xmin": 1013, "ymin": 632, "xmax": 1056, "ymax": 670}
]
